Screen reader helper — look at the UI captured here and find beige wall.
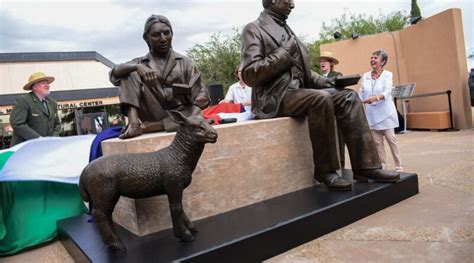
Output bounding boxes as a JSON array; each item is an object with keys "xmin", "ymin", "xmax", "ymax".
[
  {"xmin": 321, "ymin": 9, "xmax": 471, "ymax": 129},
  {"xmin": 0, "ymin": 60, "xmax": 112, "ymax": 95}
]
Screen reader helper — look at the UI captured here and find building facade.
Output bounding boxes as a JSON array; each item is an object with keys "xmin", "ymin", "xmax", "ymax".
[{"xmin": 0, "ymin": 51, "xmax": 124, "ymax": 148}]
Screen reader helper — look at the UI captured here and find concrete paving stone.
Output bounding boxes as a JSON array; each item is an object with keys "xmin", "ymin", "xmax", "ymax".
[
  {"xmin": 2, "ymin": 129, "xmax": 473, "ymax": 262},
  {"xmin": 343, "ymin": 184, "xmax": 474, "ymax": 229},
  {"xmin": 0, "ymin": 241, "xmax": 73, "ymax": 263},
  {"xmin": 268, "ymin": 240, "xmax": 474, "ymax": 263},
  {"xmin": 270, "ymin": 182, "xmax": 474, "ymax": 261}
]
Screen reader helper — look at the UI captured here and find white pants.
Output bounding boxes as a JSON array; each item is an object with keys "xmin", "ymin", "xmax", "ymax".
[{"xmin": 371, "ymin": 129, "xmax": 403, "ymax": 170}]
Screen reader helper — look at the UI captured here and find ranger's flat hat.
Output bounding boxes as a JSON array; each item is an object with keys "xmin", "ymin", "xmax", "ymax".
[
  {"xmin": 316, "ymin": 51, "xmax": 339, "ymax": 65},
  {"xmin": 23, "ymin": 72, "xmax": 55, "ymax": 91}
]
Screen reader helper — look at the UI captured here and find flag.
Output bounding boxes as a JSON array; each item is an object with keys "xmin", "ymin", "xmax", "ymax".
[{"xmin": 0, "ymin": 135, "xmax": 95, "ymax": 184}]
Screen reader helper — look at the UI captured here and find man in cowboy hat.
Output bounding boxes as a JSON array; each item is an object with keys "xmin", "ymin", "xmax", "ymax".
[
  {"xmin": 9, "ymin": 72, "xmax": 61, "ymax": 146},
  {"xmin": 240, "ymin": 0, "xmax": 400, "ymax": 191},
  {"xmin": 316, "ymin": 51, "xmax": 342, "ymax": 78}
]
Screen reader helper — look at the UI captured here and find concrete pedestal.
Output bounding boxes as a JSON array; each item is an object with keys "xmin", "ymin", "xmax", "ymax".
[
  {"xmin": 101, "ymin": 118, "xmax": 317, "ymax": 236},
  {"xmin": 58, "ymin": 173, "xmax": 419, "ymax": 262}
]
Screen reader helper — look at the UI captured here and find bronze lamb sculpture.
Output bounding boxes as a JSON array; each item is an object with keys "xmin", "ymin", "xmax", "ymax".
[{"xmin": 79, "ymin": 108, "xmax": 218, "ymax": 253}]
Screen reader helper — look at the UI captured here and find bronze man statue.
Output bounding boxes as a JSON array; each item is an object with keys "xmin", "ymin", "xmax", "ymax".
[
  {"xmin": 240, "ymin": 0, "xmax": 400, "ymax": 191},
  {"xmin": 110, "ymin": 15, "xmax": 210, "ymax": 139}
]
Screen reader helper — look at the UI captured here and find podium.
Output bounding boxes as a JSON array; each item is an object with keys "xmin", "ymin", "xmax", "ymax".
[{"xmin": 392, "ymin": 83, "xmax": 416, "ymax": 133}]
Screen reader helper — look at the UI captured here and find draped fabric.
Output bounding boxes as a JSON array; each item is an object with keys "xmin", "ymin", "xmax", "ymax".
[{"xmin": 0, "ymin": 136, "xmax": 96, "ymax": 256}]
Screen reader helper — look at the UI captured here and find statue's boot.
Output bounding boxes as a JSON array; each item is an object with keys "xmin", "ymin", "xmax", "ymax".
[
  {"xmin": 315, "ymin": 172, "xmax": 352, "ymax": 191},
  {"xmin": 353, "ymin": 169, "xmax": 400, "ymax": 183}
]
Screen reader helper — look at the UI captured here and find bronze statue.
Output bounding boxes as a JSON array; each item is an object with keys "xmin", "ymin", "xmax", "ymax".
[
  {"xmin": 240, "ymin": 0, "xmax": 400, "ymax": 191},
  {"xmin": 110, "ymin": 15, "xmax": 210, "ymax": 139},
  {"xmin": 79, "ymin": 107, "xmax": 218, "ymax": 253}
]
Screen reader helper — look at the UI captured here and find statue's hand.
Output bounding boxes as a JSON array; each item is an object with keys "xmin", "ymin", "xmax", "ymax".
[
  {"xmin": 327, "ymin": 76, "xmax": 336, "ymax": 87},
  {"xmin": 137, "ymin": 64, "xmax": 159, "ymax": 87}
]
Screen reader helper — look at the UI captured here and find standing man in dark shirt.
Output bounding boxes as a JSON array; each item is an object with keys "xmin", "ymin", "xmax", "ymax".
[
  {"xmin": 2, "ymin": 72, "xmax": 85, "ymax": 256},
  {"xmin": 240, "ymin": 0, "xmax": 399, "ymax": 191},
  {"xmin": 10, "ymin": 72, "xmax": 61, "ymax": 146}
]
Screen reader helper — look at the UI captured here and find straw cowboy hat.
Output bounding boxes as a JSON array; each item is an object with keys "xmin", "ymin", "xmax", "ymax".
[
  {"xmin": 23, "ymin": 72, "xmax": 55, "ymax": 91},
  {"xmin": 315, "ymin": 51, "xmax": 339, "ymax": 65}
]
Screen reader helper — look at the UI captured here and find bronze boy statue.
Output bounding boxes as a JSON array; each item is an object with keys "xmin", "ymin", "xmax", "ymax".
[{"xmin": 110, "ymin": 15, "xmax": 210, "ymax": 139}]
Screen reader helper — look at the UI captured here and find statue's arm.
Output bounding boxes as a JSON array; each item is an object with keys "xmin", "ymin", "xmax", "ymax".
[
  {"xmin": 240, "ymin": 24, "xmax": 293, "ymax": 88},
  {"xmin": 188, "ymin": 65, "xmax": 210, "ymax": 109},
  {"xmin": 309, "ymin": 71, "xmax": 334, "ymax": 89},
  {"xmin": 111, "ymin": 62, "xmax": 141, "ymax": 79}
]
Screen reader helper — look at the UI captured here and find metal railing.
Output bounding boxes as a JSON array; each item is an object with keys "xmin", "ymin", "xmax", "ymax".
[{"xmin": 394, "ymin": 90, "xmax": 458, "ymax": 132}]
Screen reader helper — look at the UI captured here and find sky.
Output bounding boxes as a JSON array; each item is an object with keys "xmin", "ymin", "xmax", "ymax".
[{"xmin": 0, "ymin": 0, "xmax": 472, "ymax": 65}]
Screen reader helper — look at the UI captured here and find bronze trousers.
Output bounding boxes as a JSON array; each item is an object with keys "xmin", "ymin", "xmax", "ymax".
[{"xmin": 277, "ymin": 88, "xmax": 381, "ymax": 176}]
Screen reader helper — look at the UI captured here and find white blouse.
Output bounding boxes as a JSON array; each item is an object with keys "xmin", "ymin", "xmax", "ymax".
[{"xmin": 359, "ymin": 70, "xmax": 399, "ymax": 130}]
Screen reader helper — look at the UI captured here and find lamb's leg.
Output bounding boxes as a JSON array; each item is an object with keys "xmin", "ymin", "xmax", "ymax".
[
  {"xmin": 91, "ymin": 192, "xmax": 125, "ymax": 253},
  {"xmin": 167, "ymin": 190, "xmax": 194, "ymax": 242},
  {"xmin": 183, "ymin": 211, "xmax": 197, "ymax": 233}
]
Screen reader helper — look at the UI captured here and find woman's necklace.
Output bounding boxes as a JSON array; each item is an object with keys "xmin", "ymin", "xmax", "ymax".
[{"xmin": 370, "ymin": 69, "xmax": 383, "ymax": 95}]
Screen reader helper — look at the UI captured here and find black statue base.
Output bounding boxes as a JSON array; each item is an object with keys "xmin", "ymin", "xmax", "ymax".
[{"xmin": 58, "ymin": 172, "xmax": 418, "ymax": 263}]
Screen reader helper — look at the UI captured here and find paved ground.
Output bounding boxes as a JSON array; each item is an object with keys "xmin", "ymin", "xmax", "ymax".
[{"xmin": 2, "ymin": 129, "xmax": 473, "ymax": 262}]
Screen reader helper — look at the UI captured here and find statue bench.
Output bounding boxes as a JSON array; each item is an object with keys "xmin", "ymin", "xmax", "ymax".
[{"xmin": 101, "ymin": 117, "xmax": 316, "ymax": 236}]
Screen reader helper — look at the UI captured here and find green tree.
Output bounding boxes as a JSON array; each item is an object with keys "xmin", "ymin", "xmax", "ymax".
[
  {"xmin": 309, "ymin": 11, "xmax": 409, "ymax": 72},
  {"xmin": 411, "ymin": 0, "xmax": 422, "ymax": 18},
  {"xmin": 186, "ymin": 28, "xmax": 242, "ymax": 93}
]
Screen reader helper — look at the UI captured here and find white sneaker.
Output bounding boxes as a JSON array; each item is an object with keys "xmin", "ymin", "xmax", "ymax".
[{"xmin": 395, "ymin": 167, "xmax": 403, "ymax": 172}]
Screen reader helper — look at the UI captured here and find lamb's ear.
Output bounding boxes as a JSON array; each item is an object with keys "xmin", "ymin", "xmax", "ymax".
[{"xmin": 168, "ymin": 110, "xmax": 188, "ymax": 125}]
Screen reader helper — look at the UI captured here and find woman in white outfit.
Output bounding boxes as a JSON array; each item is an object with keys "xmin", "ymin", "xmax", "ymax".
[{"xmin": 359, "ymin": 50, "xmax": 403, "ymax": 172}]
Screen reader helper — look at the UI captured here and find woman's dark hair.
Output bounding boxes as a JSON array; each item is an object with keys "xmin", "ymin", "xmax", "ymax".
[
  {"xmin": 143, "ymin": 14, "xmax": 173, "ymax": 48},
  {"xmin": 372, "ymin": 49, "xmax": 388, "ymax": 67}
]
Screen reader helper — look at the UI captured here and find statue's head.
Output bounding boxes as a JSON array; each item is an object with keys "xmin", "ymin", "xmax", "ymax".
[
  {"xmin": 143, "ymin": 15, "xmax": 173, "ymax": 56},
  {"xmin": 169, "ymin": 107, "xmax": 218, "ymax": 144},
  {"xmin": 262, "ymin": 0, "xmax": 294, "ymax": 20}
]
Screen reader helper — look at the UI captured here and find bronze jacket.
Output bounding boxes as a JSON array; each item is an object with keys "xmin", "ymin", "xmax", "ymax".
[
  {"xmin": 110, "ymin": 51, "xmax": 210, "ymax": 113},
  {"xmin": 10, "ymin": 92, "xmax": 61, "ymax": 146},
  {"xmin": 241, "ymin": 11, "xmax": 331, "ymax": 119}
]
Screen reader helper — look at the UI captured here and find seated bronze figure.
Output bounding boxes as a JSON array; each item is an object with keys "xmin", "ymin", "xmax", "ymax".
[
  {"xmin": 240, "ymin": 0, "xmax": 400, "ymax": 191},
  {"xmin": 110, "ymin": 15, "xmax": 210, "ymax": 139}
]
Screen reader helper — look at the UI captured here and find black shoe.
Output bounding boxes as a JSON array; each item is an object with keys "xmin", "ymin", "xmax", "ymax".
[
  {"xmin": 353, "ymin": 169, "xmax": 400, "ymax": 183},
  {"xmin": 315, "ymin": 172, "xmax": 352, "ymax": 191}
]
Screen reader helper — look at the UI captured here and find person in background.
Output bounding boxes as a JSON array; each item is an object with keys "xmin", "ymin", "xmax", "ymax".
[
  {"xmin": 220, "ymin": 64, "xmax": 253, "ymax": 111},
  {"xmin": 9, "ymin": 72, "xmax": 61, "ymax": 145},
  {"xmin": 1, "ymin": 72, "xmax": 86, "ymax": 256},
  {"xmin": 203, "ymin": 64, "xmax": 253, "ymax": 124},
  {"xmin": 359, "ymin": 50, "xmax": 403, "ymax": 172},
  {"xmin": 316, "ymin": 51, "xmax": 342, "ymax": 78}
]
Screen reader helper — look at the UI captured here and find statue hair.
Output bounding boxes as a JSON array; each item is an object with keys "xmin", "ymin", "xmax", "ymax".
[
  {"xmin": 143, "ymin": 14, "xmax": 173, "ymax": 48},
  {"xmin": 262, "ymin": 0, "xmax": 276, "ymax": 8}
]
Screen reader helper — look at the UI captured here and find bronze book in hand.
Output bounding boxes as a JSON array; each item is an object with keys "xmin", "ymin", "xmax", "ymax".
[
  {"xmin": 335, "ymin": 74, "xmax": 361, "ymax": 88},
  {"xmin": 172, "ymin": 83, "xmax": 192, "ymax": 95}
]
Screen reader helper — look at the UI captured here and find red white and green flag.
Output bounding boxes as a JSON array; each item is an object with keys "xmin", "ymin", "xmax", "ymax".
[{"xmin": 0, "ymin": 135, "xmax": 95, "ymax": 184}]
